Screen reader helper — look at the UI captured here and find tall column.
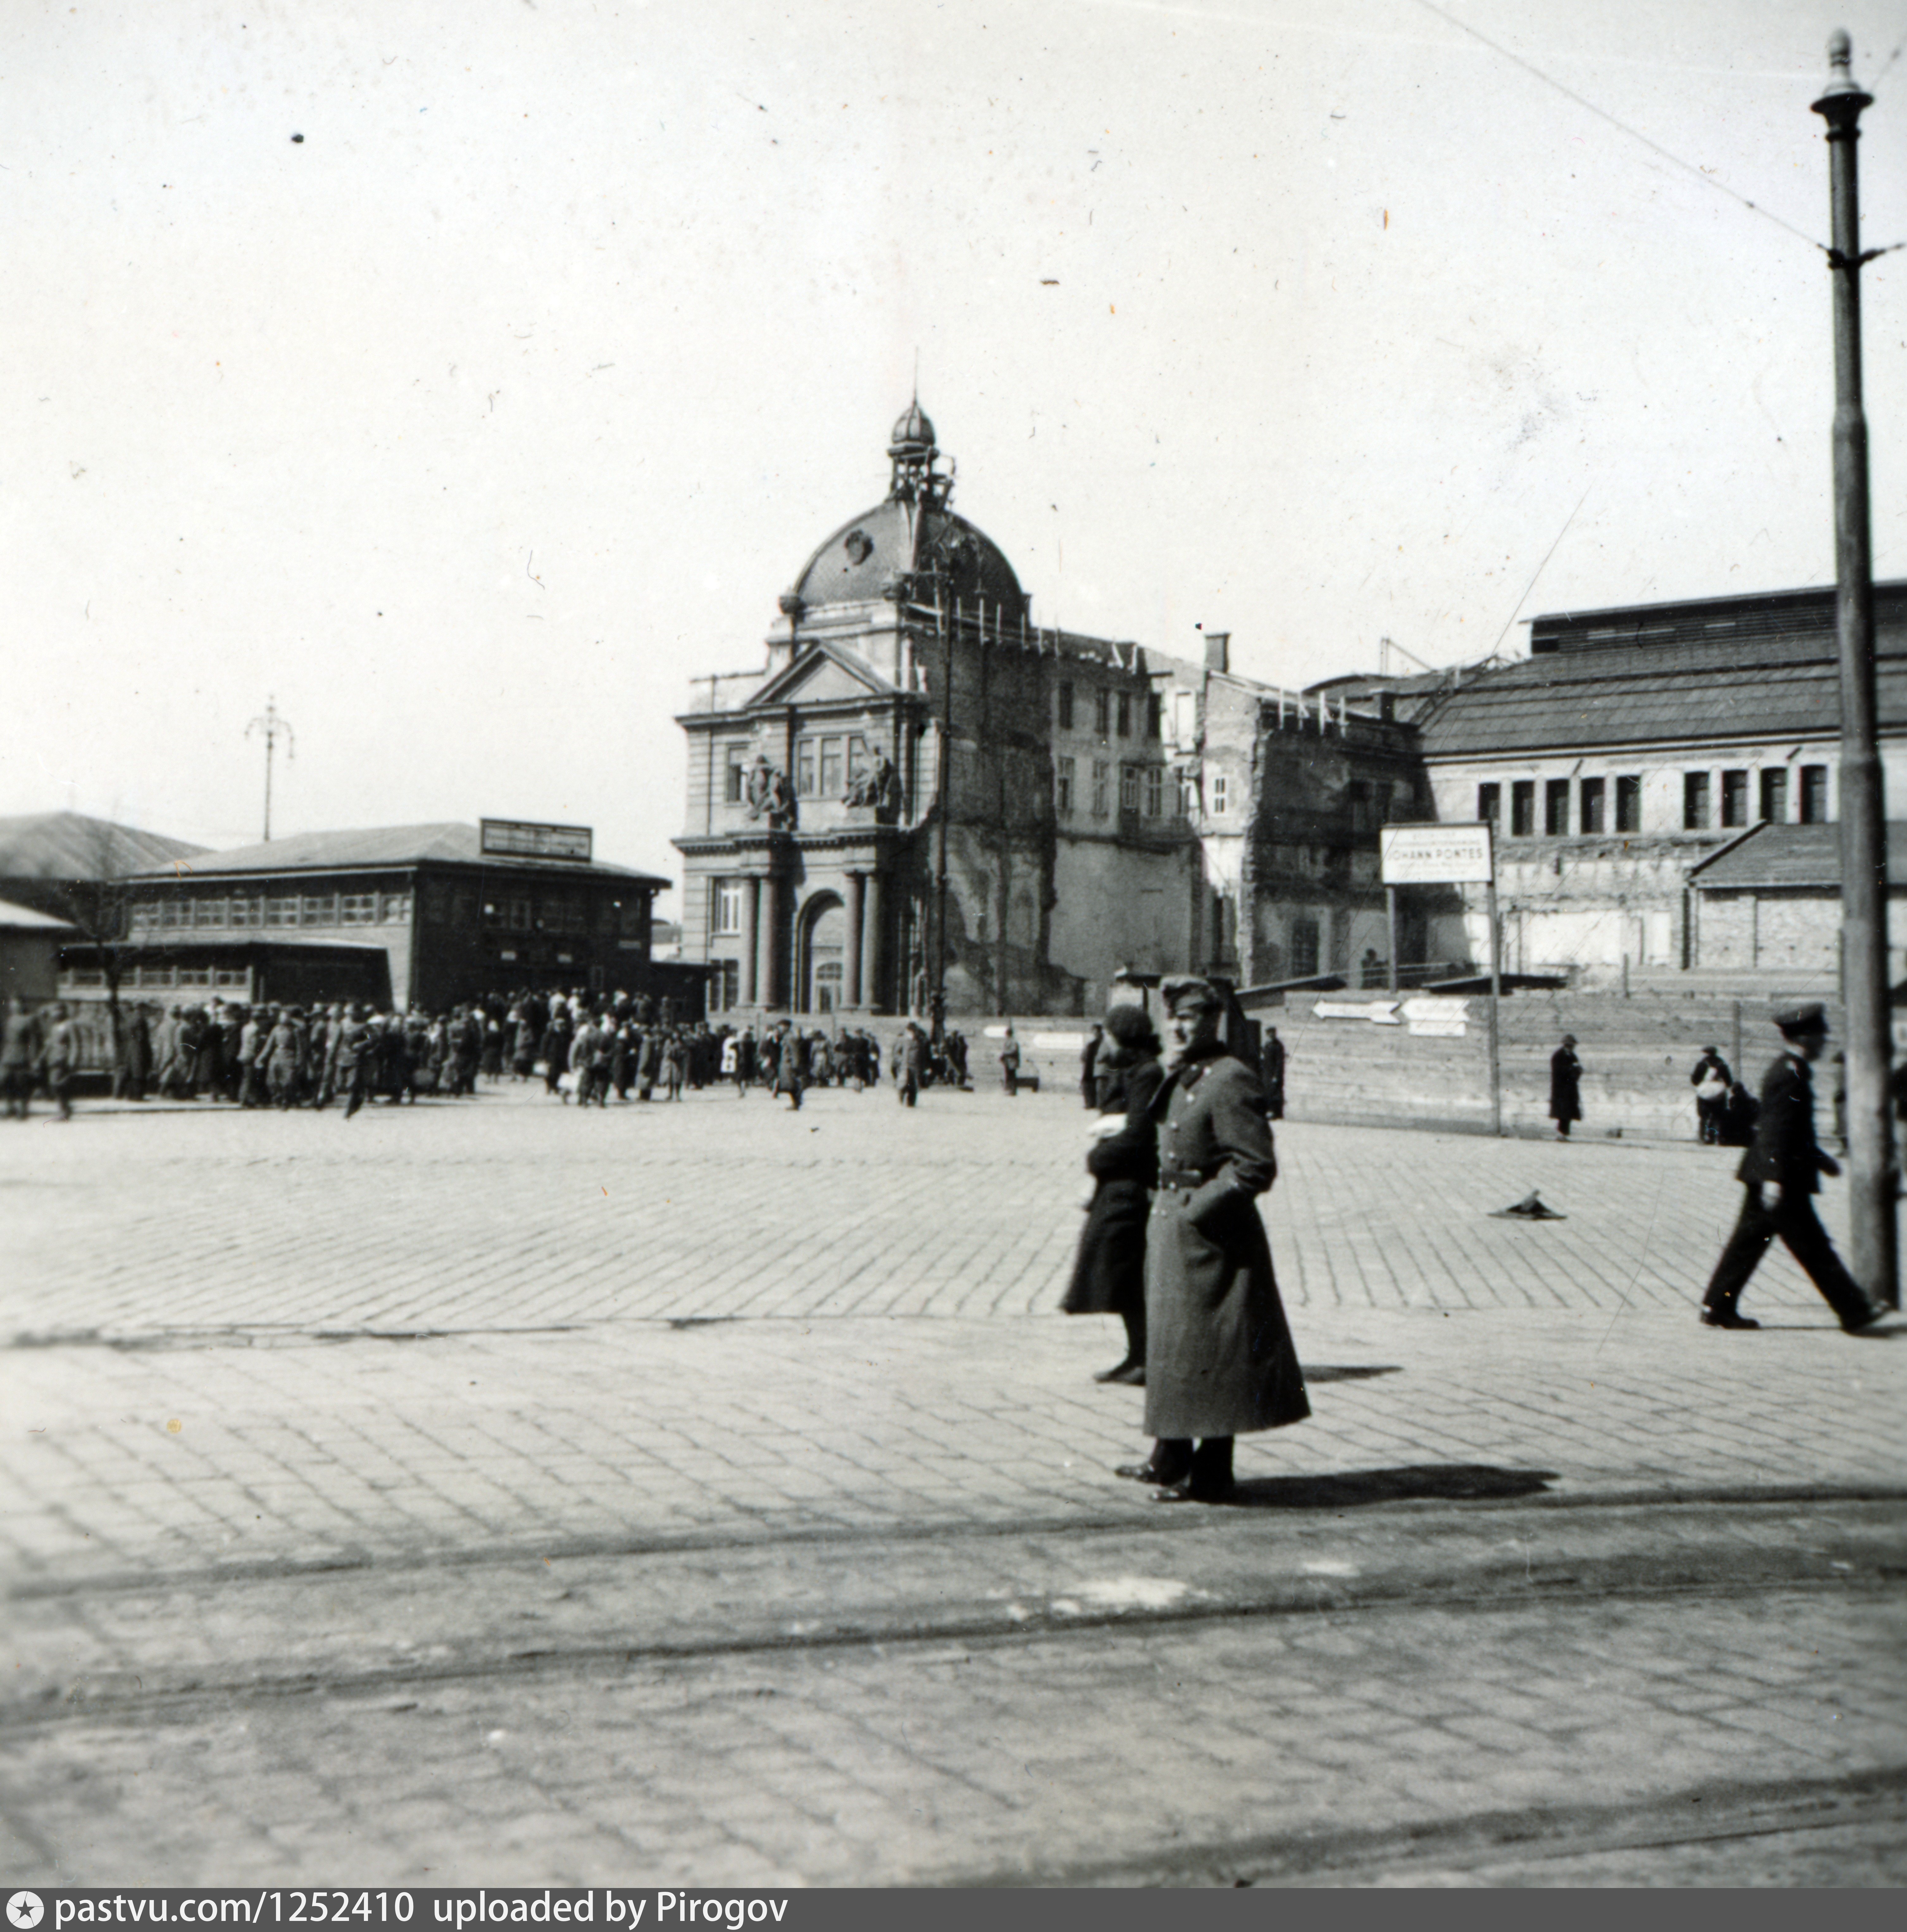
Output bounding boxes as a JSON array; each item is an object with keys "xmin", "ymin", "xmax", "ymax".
[
  {"xmin": 845, "ymin": 872, "xmax": 865, "ymax": 1009},
  {"xmin": 755, "ymin": 875, "xmax": 779, "ymax": 1012},
  {"xmin": 742, "ymin": 877, "xmax": 761, "ymax": 1008},
  {"xmin": 860, "ymin": 871, "xmax": 883, "ymax": 1014}
]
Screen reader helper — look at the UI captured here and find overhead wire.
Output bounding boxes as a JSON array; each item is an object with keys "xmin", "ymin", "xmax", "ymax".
[{"xmin": 1413, "ymin": 0, "xmax": 1831, "ymax": 258}]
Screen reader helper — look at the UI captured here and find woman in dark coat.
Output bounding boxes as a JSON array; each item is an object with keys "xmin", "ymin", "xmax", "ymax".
[
  {"xmin": 1119, "ymin": 976, "xmax": 1309, "ymax": 1504},
  {"xmin": 1550, "ymin": 1033, "xmax": 1583, "ymax": 1139},
  {"xmin": 1063, "ymin": 1006, "xmax": 1164, "ymax": 1385}
]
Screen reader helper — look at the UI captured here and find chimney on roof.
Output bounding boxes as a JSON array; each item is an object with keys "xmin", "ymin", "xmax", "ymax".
[{"xmin": 1204, "ymin": 630, "xmax": 1230, "ymax": 675}]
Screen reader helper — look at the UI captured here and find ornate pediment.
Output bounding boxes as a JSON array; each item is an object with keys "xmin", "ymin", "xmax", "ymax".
[{"xmin": 751, "ymin": 643, "xmax": 895, "ymax": 710}]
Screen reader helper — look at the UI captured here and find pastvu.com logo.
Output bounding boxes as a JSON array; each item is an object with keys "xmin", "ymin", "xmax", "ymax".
[{"xmin": 8, "ymin": 1894, "xmax": 45, "ymax": 1931}]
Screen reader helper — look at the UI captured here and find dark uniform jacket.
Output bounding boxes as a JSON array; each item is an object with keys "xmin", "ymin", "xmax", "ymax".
[
  {"xmin": 1142, "ymin": 1042, "xmax": 1310, "ymax": 1440},
  {"xmin": 1063, "ymin": 1050, "xmax": 1163, "ymax": 1317},
  {"xmin": 1738, "ymin": 1051, "xmax": 1834, "ymax": 1196}
]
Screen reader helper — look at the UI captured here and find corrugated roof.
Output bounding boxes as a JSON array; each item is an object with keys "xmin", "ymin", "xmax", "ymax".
[
  {"xmin": 1688, "ymin": 821, "xmax": 1907, "ymax": 890},
  {"xmin": 127, "ymin": 823, "xmax": 667, "ymax": 885},
  {"xmin": 1409, "ymin": 631, "xmax": 1907, "ymax": 756},
  {"xmin": 0, "ymin": 812, "xmax": 207, "ymax": 879}
]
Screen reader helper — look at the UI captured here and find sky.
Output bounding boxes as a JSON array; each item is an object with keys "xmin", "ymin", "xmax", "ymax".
[{"xmin": 4, "ymin": 0, "xmax": 1905, "ymax": 901}]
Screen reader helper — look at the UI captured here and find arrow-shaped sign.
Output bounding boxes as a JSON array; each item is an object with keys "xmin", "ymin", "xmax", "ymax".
[
  {"xmin": 1312, "ymin": 1000, "xmax": 1401, "ymax": 1024},
  {"xmin": 1401, "ymin": 997, "xmax": 1470, "ymax": 1021}
]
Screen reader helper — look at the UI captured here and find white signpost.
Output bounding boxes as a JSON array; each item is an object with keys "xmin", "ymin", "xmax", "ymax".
[{"xmin": 1380, "ymin": 822, "xmax": 1503, "ymax": 1135}]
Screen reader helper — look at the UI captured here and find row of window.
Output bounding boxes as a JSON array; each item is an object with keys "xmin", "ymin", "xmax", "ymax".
[
  {"xmin": 479, "ymin": 894, "xmax": 599, "ymax": 936},
  {"xmin": 1479, "ymin": 766, "xmax": 1829, "ymax": 838},
  {"xmin": 62, "ymin": 966, "xmax": 251, "ymax": 991},
  {"xmin": 131, "ymin": 893, "xmax": 413, "ymax": 933},
  {"xmin": 1054, "ymin": 684, "xmax": 1163, "ymax": 742},
  {"xmin": 1055, "ymin": 758, "xmax": 1185, "ymax": 820}
]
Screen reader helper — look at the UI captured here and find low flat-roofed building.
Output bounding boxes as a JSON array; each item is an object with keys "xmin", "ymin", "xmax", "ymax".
[{"xmin": 65, "ymin": 821, "xmax": 675, "ymax": 1014}]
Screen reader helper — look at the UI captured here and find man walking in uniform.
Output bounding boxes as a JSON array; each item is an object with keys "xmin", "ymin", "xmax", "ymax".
[{"xmin": 1700, "ymin": 1002, "xmax": 1885, "ymax": 1333}]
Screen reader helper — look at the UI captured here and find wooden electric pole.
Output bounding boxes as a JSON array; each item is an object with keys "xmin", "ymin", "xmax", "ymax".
[
  {"xmin": 245, "ymin": 698, "xmax": 295, "ymax": 844},
  {"xmin": 1814, "ymin": 30, "xmax": 1898, "ymax": 1307}
]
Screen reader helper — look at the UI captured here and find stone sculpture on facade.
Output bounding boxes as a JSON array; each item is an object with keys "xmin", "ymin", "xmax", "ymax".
[{"xmin": 745, "ymin": 754, "xmax": 798, "ymax": 831}]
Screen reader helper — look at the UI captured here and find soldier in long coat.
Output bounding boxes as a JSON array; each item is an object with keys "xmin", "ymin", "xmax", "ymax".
[
  {"xmin": 1700, "ymin": 1002, "xmax": 1882, "ymax": 1333},
  {"xmin": 1118, "ymin": 976, "xmax": 1309, "ymax": 1503},
  {"xmin": 1063, "ymin": 1005, "xmax": 1164, "ymax": 1384},
  {"xmin": 1549, "ymin": 1034, "xmax": 1583, "ymax": 1139}
]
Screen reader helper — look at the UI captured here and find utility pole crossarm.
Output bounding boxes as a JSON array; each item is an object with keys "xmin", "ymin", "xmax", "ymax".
[{"xmin": 245, "ymin": 699, "xmax": 296, "ymax": 843}]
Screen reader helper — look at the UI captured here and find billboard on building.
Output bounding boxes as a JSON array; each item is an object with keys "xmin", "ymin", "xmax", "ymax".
[
  {"xmin": 1380, "ymin": 823, "xmax": 1493, "ymax": 885},
  {"xmin": 480, "ymin": 819, "xmax": 593, "ymax": 863}
]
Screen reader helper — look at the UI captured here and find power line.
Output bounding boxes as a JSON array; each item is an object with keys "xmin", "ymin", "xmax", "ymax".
[{"xmin": 1414, "ymin": 0, "xmax": 1829, "ymax": 257}]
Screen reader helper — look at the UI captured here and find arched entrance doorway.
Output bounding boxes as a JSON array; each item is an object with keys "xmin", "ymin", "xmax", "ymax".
[{"xmin": 800, "ymin": 893, "xmax": 847, "ymax": 1015}]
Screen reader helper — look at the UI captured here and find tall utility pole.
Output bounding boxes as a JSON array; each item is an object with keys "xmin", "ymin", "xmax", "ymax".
[
  {"xmin": 1815, "ymin": 30, "xmax": 1898, "ymax": 1307},
  {"xmin": 245, "ymin": 698, "xmax": 295, "ymax": 843}
]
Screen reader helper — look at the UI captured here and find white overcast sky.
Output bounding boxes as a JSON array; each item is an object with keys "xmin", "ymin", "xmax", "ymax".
[{"xmin": 4, "ymin": 0, "xmax": 1905, "ymax": 897}]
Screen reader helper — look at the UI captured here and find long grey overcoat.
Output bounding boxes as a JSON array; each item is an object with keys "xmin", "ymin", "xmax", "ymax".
[{"xmin": 1143, "ymin": 1042, "xmax": 1310, "ymax": 1441}]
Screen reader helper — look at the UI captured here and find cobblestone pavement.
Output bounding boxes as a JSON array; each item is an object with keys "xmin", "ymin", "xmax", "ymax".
[{"xmin": 3, "ymin": 1083, "xmax": 1904, "ymax": 1884}]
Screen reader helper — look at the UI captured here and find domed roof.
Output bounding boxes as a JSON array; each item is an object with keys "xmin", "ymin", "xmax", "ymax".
[
  {"xmin": 791, "ymin": 498, "xmax": 1024, "ymax": 612},
  {"xmin": 788, "ymin": 405, "xmax": 1026, "ymax": 614},
  {"xmin": 888, "ymin": 401, "xmax": 937, "ymax": 460}
]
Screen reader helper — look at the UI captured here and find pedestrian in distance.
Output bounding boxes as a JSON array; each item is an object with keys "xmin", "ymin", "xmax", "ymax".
[
  {"xmin": 1117, "ymin": 975, "xmax": 1309, "ymax": 1503},
  {"xmin": 771, "ymin": 1021, "xmax": 804, "ymax": 1111},
  {"xmin": 1079, "ymin": 1022, "xmax": 1104, "ymax": 1110},
  {"xmin": 1691, "ymin": 1044, "xmax": 1733, "ymax": 1145},
  {"xmin": 3, "ymin": 996, "xmax": 39, "ymax": 1119},
  {"xmin": 999, "ymin": 1022, "xmax": 1022, "ymax": 1097},
  {"xmin": 1550, "ymin": 1034, "xmax": 1583, "ymax": 1140},
  {"xmin": 41, "ymin": 1002, "xmax": 78, "ymax": 1120},
  {"xmin": 1699, "ymin": 1002, "xmax": 1884, "ymax": 1334},
  {"xmin": 897, "ymin": 1022, "xmax": 926, "ymax": 1106},
  {"xmin": 1063, "ymin": 1004, "xmax": 1164, "ymax": 1386},
  {"xmin": 1259, "ymin": 1025, "xmax": 1286, "ymax": 1122}
]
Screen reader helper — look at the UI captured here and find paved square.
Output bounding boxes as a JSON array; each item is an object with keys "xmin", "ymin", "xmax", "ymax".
[{"xmin": 3, "ymin": 1083, "xmax": 1904, "ymax": 1882}]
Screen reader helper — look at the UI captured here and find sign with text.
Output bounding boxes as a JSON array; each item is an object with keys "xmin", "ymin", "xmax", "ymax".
[
  {"xmin": 480, "ymin": 818, "xmax": 594, "ymax": 863},
  {"xmin": 1380, "ymin": 823, "xmax": 1493, "ymax": 886}
]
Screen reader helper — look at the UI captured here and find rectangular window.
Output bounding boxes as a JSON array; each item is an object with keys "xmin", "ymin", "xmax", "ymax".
[
  {"xmin": 1580, "ymin": 777, "xmax": 1605, "ymax": 834},
  {"xmin": 719, "ymin": 960, "xmax": 739, "ymax": 1011},
  {"xmin": 819, "ymin": 737, "xmax": 844, "ymax": 799},
  {"xmin": 1616, "ymin": 775, "xmax": 1642, "ymax": 833},
  {"xmin": 194, "ymin": 897, "xmax": 226, "ymax": 928},
  {"xmin": 1545, "ymin": 779, "xmax": 1570, "ymax": 836},
  {"xmin": 131, "ymin": 903, "xmax": 159, "ymax": 933},
  {"xmin": 159, "ymin": 898, "xmax": 188, "ymax": 929},
  {"xmin": 1684, "ymin": 772, "xmax": 1711, "ymax": 830},
  {"xmin": 724, "ymin": 746, "xmax": 748, "ymax": 804},
  {"xmin": 1094, "ymin": 689, "xmax": 1110, "ymax": 737},
  {"xmin": 265, "ymin": 896, "xmax": 300, "ymax": 928},
  {"xmin": 714, "ymin": 880, "xmax": 743, "ymax": 937},
  {"xmin": 1212, "ymin": 772, "xmax": 1230, "ymax": 816},
  {"xmin": 1057, "ymin": 682, "xmax": 1075, "ymax": 729},
  {"xmin": 1056, "ymin": 754, "xmax": 1075, "ymax": 814},
  {"xmin": 1178, "ymin": 772, "xmax": 1198, "ymax": 817},
  {"xmin": 1146, "ymin": 692, "xmax": 1161, "ymax": 739},
  {"xmin": 340, "ymin": 894, "xmax": 377, "ymax": 926},
  {"xmin": 1800, "ymin": 765, "xmax": 1829, "ymax": 823},
  {"xmin": 1120, "ymin": 763, "xmax": 1140, "ymax": 811},
  {"xmin": 1478, "ymin": 783, "xmax": 1501, "ymax": 829},
  {"xmin": 1760, "ymin": 768, "xmax": 1787, "ymax": 823},
  {"xmin": 1720, "ymin": 768, "xmax": 1749, "ymax": 829},
  {"xmin": 176, "ymin": 967, "xmax": 211, "ymax": 988},
  {"xmin": 302, "ymin": 894, "xmax": 338, "ymax": 926},
  {"xmin": 1116, "ymin": 692, "xmax": 1131, "ymax": 739},
  {"xmin": 1291, "ymin": 918, "xmax": 1320, "ymax": 979},
  {"xmin": 796, "ymin": 741, "xmax": 817, "ymax": 797},
  {"xmin": 1511, "ymin": 781, "xmax": 1535, "ymax": 837},
  {"xmin": 1091, "ymin": 760, "xmax": 1110, "ymax": 816},
  {"xmin": 1145, "ymin": 766, "xmax": 1163, "ymax": 817}
]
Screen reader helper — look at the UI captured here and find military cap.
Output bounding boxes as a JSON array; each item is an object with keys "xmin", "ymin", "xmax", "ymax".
[
  {"xmin": 1159, "ymin": 974, "xmax": 1223, "ymax": 1014},
  {"xmin": 1774, "ymin": 1000, "xmax": 1829, "ymax": 1037}
]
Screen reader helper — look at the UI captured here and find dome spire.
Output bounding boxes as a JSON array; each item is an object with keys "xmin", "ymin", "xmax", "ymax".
[{"xmin": 887, "ymin": 397, "xmax": 947, "ymax": 508}]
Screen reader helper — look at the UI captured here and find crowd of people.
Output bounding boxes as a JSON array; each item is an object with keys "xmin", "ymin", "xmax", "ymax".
[{"xmin": 0, "ymin": 985, "xmax": 1008, "ymax": 1119}]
